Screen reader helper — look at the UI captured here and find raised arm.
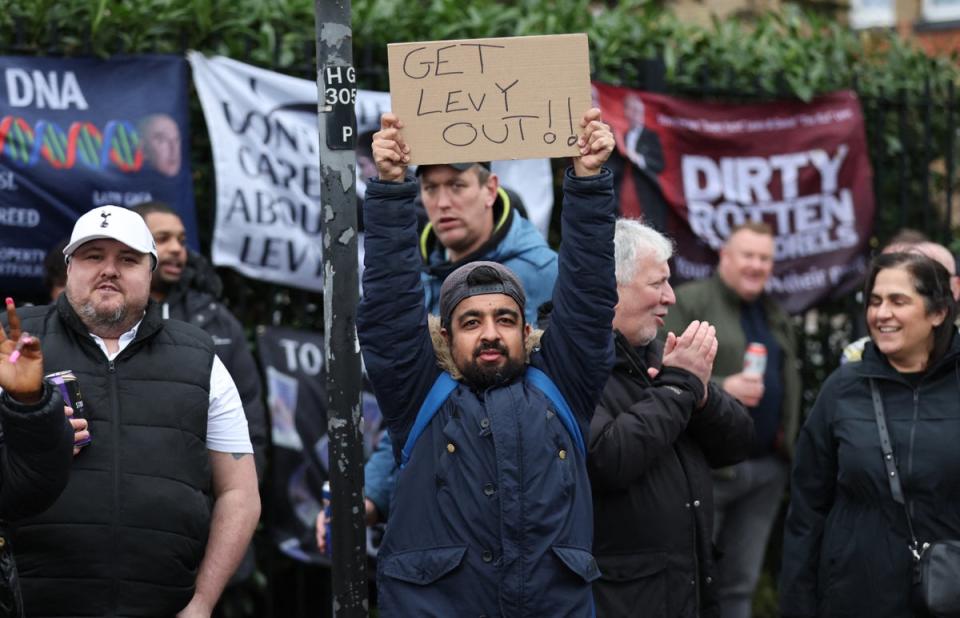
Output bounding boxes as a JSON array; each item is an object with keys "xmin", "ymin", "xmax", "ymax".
[
  {"xmin": 0, "ymin": 300, "xmax": 74, "ymax": 521},
  {"xmin": 0, "ymin": 384, "xmax": 74, "ymax": 521},
  {"xmin": 538, "ymin": 109, "xmax": 618, "ymax": 423},
  {"xmin": 357, "ymin": 114, "xmax": 440, "ymax": 444}
]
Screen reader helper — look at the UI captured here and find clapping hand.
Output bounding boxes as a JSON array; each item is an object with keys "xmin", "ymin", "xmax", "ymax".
[{"xmin": 659, "ymin": 320, "xmax": 718, "ymax": 406}]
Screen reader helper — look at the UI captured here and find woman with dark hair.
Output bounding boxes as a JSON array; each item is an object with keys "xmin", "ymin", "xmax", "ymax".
[{"xmin": 779, "ymin": 252, "xmax": 960, "ymax": 617}]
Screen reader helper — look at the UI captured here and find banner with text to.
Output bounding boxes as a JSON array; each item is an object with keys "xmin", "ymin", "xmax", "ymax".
[{"xmin": 595, "ymin": 84, "xmax": 875, "ymax": 313}]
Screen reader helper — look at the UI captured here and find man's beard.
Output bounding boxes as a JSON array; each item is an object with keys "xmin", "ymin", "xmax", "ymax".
[
  {"xmin": 459, "ymin": 341, "xmax": 526, "ymax": 390},
  {"xmin": 74, "ymin": 298, "xmax": 130, "ymax": 333}
]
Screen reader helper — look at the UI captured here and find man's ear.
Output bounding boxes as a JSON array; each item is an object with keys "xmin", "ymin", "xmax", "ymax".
[
  {"xmin": 440, "ymin": 325, "xmax": 450, "ymax": 341},
  {"xmin": 523, "ymin": 322, "xmax": 532, "ymax": 338},
  {"xmin": 484, "ymin": 173, "xmax": 499, "ymax": 208}
]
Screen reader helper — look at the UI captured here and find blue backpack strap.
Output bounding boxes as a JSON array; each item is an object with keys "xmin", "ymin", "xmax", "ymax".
[
  {"xmin": 400, "ymin": 372, "xmax": 458, "ymax": 469},
  {"xmin": 525, "ymin": 366, "xmax": 586, "ymax": 456}
]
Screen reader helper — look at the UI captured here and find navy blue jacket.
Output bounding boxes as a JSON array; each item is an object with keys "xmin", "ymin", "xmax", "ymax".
[{"xmin": 358, "ymin": 168, "xmax": 617, "ymax": 617}]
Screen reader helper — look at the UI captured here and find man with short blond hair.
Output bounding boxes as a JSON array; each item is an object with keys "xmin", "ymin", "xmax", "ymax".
[
  {"xmin": 664, "ymin": 222, "xmax": 800, "ymax": 618},
  {"xmin": 415, "ymin": 160, "xmax": 557, "ymax": 325}
]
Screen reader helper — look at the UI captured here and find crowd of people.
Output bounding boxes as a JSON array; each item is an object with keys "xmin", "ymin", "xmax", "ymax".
[{"xmin": 2, "ymin": 105, "xmax": 960, "ymax": 618}]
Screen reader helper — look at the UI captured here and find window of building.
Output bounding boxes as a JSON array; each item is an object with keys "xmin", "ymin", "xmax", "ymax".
[
  {"xmin": 850, "ymin": 0, "xmax": 895, "ymax": 28},
  {"xmin": 923, "ymin": 0, "xmax": 960, "ymax": 21}
]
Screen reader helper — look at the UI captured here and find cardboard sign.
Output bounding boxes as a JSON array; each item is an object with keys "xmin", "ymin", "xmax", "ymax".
[{"xmin": 387, "ymin": 33, "xmax": 591, "ymax": 164}]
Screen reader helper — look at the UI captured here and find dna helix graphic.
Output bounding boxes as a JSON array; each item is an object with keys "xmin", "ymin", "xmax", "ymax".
[{"xmin": 0, "ymin": 117, "xmax": 144, "ymax": 172}]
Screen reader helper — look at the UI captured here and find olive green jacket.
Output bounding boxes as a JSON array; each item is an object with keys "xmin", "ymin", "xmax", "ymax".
[{"xmin": 662, "ymin": 274, "xmax": 801, "ymax": 458}]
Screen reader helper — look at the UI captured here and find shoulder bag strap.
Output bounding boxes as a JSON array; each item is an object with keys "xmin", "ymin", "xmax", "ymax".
[
  {"xmin": 869, "ymin": 378, "xmax": 921, "ymax": 555},
  {"xmin": 526, "ymin": 366, "xmax": 586, "ymax": 457},
  {"xmin": 400, "ymin": 372, "xmax": 458, "ymax": 469}
]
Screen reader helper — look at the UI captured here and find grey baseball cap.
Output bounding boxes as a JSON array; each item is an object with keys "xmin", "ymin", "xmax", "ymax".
[{"xmin": 440, "ymin": 261, "xmax": 526, "ymax": 327}]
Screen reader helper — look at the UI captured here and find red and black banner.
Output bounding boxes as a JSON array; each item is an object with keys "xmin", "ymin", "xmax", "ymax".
[{"xmin": 594, "ymin": 83, "xmax": 875, "ymax": 314}]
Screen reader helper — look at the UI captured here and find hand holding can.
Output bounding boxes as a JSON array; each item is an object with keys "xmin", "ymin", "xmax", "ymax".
[
  {"xmin": 743, "ymin": 343, "xmax": 767, "ymax": 377},
  {"xmin": 47, "ymin": 370, "xmax": 91, "ymax": 449}
]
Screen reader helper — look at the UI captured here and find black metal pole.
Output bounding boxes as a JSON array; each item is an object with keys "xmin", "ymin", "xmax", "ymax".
[{"xmin": 313, "ymin": 1, "xmax": 367, "ymax": 616}]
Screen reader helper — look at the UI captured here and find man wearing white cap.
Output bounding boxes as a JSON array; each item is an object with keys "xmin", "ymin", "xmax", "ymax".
[{"xmin": 2, "ymin": 206, "xmax": 260, "ymax": 617}]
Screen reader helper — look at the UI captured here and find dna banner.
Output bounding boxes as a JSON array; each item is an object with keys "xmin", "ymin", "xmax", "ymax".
[{"xmin": 0, "ymin": 55, "xmax": 196, "ymax": 298}]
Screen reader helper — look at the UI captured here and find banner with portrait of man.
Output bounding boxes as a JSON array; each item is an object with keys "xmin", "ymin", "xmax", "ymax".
[
  {"xmin": 0, "ymin": 54, "xmax": 196, "ymax": 297},
  {"xmin": 256, "ymin": 325, "xmax": 385, "ymax": 563},
  {"xmin": 595, "ymin": 83, "xmax": 876, "ymax": 313}
]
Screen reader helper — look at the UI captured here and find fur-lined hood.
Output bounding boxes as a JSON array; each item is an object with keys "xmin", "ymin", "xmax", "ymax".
[{"xmin": 428, "ymin": 314, "xmax": 544, "ymax": 380}]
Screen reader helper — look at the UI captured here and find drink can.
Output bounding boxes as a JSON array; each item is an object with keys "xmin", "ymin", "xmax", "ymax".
[
  {"xmin": 743, "ymin": 343, "xmax": 767, "ymax": 376},
  {"xmin": 45, "ymin": 369, "xmax": 91, "ymax": 446}
]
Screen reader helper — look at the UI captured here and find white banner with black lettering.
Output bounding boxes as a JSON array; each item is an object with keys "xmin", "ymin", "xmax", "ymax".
[{"xmin": 189, "ymin": 52, "xmax": 555, "ymax": 291}]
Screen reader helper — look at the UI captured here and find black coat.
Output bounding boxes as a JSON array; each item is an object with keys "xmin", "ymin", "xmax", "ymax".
[
  {"xmin": 0, "ymin": 384, "xmax": 74, "ymax": 618},
  {"xmin": 589, "ymin": 333, "xmax": 754, "ymax": 618},
  {"xmin": 780, "ymin": 334, "xmax": 960, "ymax": 617}
]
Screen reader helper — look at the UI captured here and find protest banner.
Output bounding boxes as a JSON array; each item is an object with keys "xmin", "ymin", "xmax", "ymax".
[
  {"xmin": 595, "ymin": 83, "xmax": 876, "ymax": 314},
  {"xmin": 256, "ymin": 325, "xmax": 383, "ymax": 563},
  {"xmin": 0, "ymin": 55, "xmax": 195, "ymax": 298},
  {"xmin": 190, "ymin": 52, "xmax": 556, "ymax": 290},
  {"xmin": 387, "ymin": 33, "xmax": 591, "ymax": 164}
]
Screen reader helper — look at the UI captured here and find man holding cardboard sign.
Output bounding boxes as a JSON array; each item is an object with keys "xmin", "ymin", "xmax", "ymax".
[{"xmin": 358, "ymin": 102, "xmax": 616, "ymax": 616}]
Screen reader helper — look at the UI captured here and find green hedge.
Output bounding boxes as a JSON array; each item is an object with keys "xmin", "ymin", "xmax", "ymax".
[
  {"xmin": 5, "ymin": 1, "xmax": 958, "ymax": 247},
  {"xmin": 5, "ymin": 1, "xmax": 957, "ymax": 98}
]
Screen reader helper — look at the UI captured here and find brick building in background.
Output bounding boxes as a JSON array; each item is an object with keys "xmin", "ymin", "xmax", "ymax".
[{"xmin": 852, "ymin": 0, "xmax": 960, "ymax": 54}]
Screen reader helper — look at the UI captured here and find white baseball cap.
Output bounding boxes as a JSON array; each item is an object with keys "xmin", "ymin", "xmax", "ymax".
[{"xmin": 63, "ymin": 205, "xmax": 158, "ymax": 270}]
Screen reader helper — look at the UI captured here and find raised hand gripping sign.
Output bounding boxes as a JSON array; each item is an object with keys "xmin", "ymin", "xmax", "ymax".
[{"xmin": 387, "ymin": 33, "xmax": 591, "ymax": 165}]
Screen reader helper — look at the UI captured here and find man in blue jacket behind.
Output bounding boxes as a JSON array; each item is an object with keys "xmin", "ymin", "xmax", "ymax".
[{"xmin": 358, "ymin": 108, "xmax": 617, "ymax": 617}]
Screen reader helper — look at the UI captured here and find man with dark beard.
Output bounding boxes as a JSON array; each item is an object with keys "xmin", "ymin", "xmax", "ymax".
[
  {"xmin": 358, "ymin": 108, "xmax": 617, "ymax": 617},
  {"xmin": 4, "ymin": 205, "xmax": 260, "ymax": 617}
]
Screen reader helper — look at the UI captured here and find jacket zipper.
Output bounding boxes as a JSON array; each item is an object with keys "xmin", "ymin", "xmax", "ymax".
[
  {"xmin": 108, "ymin": 358, "xmax": 120, "ymax": 610},
  {"xmin": 907, "ymin": 388, "xmax": 919, "ymax": 521}
]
